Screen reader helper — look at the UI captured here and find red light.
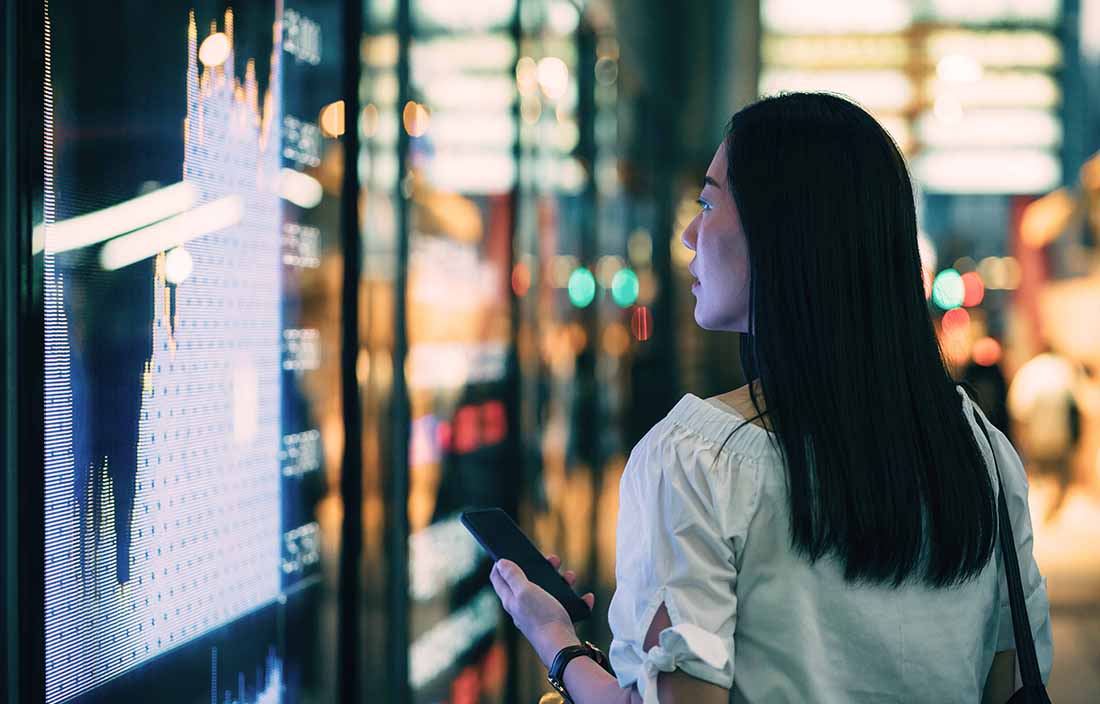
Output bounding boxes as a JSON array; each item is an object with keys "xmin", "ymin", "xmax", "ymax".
[
  {"xmin": 480, "ymin": 642, "xmax": 507, "ymax": 693},
  {"xmin": 511, "ymin": 263, "xmax": 531, "ymax": 297},
  {"xmin": 962, "ymin": 272, "xmax": 985, "ymax": 307},
  {"xmin": 482, "ymin": 400, "xmax": 506, "ymax": 446},
  {"xmin": 631, "ymin": 306, "xmax": 652, "ymax": 341},
  {"xmin": 450, "ymin": 665, "xmax": 480, "ymax": 704},
  {"xmin": 941, "ymin": 307, "xmax": 970, "ymax": 336},
  {"xmin": 436, "ymin": 420, "xmax": 452, "ymax": 451},
  {"xmin": 453, "ymin": 406, "xmax": 479, "ymax": 454},
  {"xmin": 972, "ymin": 337, "xmax": 1002, "ymax": 367}
]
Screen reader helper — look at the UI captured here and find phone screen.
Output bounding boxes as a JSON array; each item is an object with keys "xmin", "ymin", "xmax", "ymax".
[{"xmin": 460, "ymin": 508, "xmax": 592, "ymax": 623}]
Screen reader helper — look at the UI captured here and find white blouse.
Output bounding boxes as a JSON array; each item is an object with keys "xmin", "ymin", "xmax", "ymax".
[{"xmin": 607, "ymin": 388, "xmax": 1053, "ymax": 703}]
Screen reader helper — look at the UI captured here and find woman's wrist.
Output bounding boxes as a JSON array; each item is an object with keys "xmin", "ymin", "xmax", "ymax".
[{"xmin": 538, "ymin": 623, "xmax": 582, "ymax": 668}]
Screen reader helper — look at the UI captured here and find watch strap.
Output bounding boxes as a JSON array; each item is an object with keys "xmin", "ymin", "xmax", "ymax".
[{"xmin": 547, "ymin": 641, "xmax": 614, "ymax": 704}]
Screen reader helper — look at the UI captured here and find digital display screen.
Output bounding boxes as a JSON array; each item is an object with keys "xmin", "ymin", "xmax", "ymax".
[{"xmin": 40, "ymin": 1, "xmax": 341, "ymax": 701}]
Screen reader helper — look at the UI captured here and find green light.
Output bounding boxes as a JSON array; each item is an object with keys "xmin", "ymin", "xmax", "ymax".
[
  {"xmin": 932, "ymin": 269, "xmax": 965, "ymax": 310},
  {"xmin": 567, "ymin": 267, "xmax": 596, "ymax": 308},
  {"xmin": 610, "ymin": 268, "xmax": 639, "ymax": 307}
]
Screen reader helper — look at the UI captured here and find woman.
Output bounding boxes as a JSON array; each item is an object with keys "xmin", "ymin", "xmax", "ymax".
[{"xmin": 489, "ymin": 92, "xmax": 1053, "ymax": 703}]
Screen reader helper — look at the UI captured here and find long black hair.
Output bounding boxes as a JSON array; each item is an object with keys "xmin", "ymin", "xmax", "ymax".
[{"xmin": 726, "ymin": 93, "xmax": 997, "ymax": 588}]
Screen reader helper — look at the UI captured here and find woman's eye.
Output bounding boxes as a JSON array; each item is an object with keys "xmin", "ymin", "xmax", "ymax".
[{"xmin": 697, "ymin": 198, "xmax": 712, "ymax": 212}]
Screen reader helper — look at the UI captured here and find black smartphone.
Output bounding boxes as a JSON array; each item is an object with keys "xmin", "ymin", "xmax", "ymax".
[{"xmin": 460, "ymin": 508, "xmax": 592, "ymax": 623}]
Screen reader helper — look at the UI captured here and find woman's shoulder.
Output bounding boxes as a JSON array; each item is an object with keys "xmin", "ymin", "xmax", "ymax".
[{"xmin": 626, "ymin": 392, "xmax": 780, "ymax": 478}]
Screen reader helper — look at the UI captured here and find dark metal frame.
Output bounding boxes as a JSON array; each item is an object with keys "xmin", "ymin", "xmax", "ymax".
[
  {"xmin": 338, "ymin": 1, "xmax": 364, "ymax": 703},
  {"xmin": 2, "ymin": 0, "xmax": 46, "ymax": 702},
  {"xmin": 385, "ymin": 0, "xmax": 413, "ymax": 702}
]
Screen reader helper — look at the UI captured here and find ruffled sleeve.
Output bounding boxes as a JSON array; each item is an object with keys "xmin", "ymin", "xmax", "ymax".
[{"xmin": 607, "ymin": 415, "xmax": 760, "ymax": 702}]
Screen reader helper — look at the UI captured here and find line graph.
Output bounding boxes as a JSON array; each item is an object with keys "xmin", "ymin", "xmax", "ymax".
[{"xmin": 43, "ymin": 5, "xmax": 290, "ymax": 701}]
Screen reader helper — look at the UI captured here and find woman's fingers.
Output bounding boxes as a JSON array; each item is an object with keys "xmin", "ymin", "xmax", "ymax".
[
  {"xmin": 582, "ymin": 593, "xmax": 595, "ymax": 610},
  {"xmin": 546, "ymin": 554, "xmax": 584, "ymax": 590}
]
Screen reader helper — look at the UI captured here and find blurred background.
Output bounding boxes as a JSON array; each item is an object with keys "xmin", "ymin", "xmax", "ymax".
[{"xmin": 7, "ymin": 0, "xmax": 1100, "ymax": 703}]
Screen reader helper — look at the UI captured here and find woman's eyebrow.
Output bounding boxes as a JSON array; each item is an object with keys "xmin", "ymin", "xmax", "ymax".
[{"xmin": 703, "ymin": 175, "xmax": 721, "ymax": 189}]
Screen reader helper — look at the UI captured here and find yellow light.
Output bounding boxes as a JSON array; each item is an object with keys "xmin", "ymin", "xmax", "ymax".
[
  {"xmin": 602, "ymin": 323, "xmax": 630, "ymax": 357},
  {"xmin": 1021, "ymin": 188, "xmax": 1075, "ymax": 247},
  {"xmin": 520, "ymin": 95, "xmax": 542, "ymax": 124},
  {"xmin": 319, "ymin": 100, "xmax": 346, "ymax": 138},
  {"xmin": 516, "ymin": 56, "xmax": 538, "ymax": 96},
  {"xmin": 537, "ymin": 57, "xmax": 570, "ymax": 100},
  {"xmin": 164, "ymin": 246, "xmax": 194, "ymax": 284},
  {"xmin": 403, "ymin": 101, "xmax": 430, "ymax": 137},
  {"xmin": 199, "ymin": 32, "xmax": 230, "ymax": 68},
  {"xmin": 360, "ymin": 103, "xmax": 379, "ymax": 137}
]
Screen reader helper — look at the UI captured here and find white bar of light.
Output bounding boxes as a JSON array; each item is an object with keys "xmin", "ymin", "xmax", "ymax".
[
  {"xmin": 914, "ymin": 149, "xmax": 1061, "ymax": 194},
  {"xmin": 917, "ymin": 109, "xmax": 1062, "ymax": 148},
  {"xmin": 763, "ymin": 0, "xmax": 914, "ymax": 34},
  {"xmin": 427, "ymin": 150, "xmax": 516, "ymax": 195},
  {"xmin": 426, "ymin": 112, "xmax": 516, "ymax": 149},
  {"xmin": 99, "ymin": 195, "xmax": 243, "ymax": 271},
  {"xmin": 410, "ymin": 34, "xmax": 516, "ymax": 74},
  {"xmin": 926, "ymin": 0, "xmax": 1059, "ymax": 25},
  {"xmin": 419, "ymin": 74, "xmax": 517, "ymax": 111},
  {"xmin": 925, "ymin": 29, "xmax": 1062, "ymax": 69},
  {"xmin": 44, "ymin": 181, "xmax": 196, "ymax": 254},
  {"xmin": 279, "ymin": 168, "xmax": 324, "ymax": 209},
  {"xmin": 762, "ymin": 35, "xmax": 911, "ymax": 68},
  {"xmin": 924, "ymin": 71, "xmax": 1060, "ymax": 108},
  {"xmin": 760, "ymin": 69, "xmax": 913, "ymax": 111}
]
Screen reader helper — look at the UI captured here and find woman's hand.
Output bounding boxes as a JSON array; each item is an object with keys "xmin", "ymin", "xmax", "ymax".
[{"xmin": 489, "ymin": 554, "xmax": 596, "ymax": 668}]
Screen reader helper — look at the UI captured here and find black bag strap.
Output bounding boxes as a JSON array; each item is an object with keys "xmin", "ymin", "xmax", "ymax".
[{"xmin": 968, "ymin": 402, "xmax": 1046, "ymax": 691}]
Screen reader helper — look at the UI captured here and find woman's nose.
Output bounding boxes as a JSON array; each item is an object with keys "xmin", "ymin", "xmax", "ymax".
[{"xmin": 681, "ymin": 214, "xmax": 699, "ymax": 251}]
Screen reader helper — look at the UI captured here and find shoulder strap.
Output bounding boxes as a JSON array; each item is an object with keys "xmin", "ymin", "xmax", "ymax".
[{"xmin": 969, "ymin": 403, "xmax": 1045, "ymax": 689}]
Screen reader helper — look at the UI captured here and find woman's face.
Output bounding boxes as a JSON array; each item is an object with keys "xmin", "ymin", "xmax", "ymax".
[{"xmin": 681, "ymin": 141, "xmax": 751, "ymax": 332}]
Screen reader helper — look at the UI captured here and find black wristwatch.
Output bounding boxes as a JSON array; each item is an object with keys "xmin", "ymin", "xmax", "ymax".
[{"xmin": 547, "ymin": 641, "xmax": 614, "ymax": 704}]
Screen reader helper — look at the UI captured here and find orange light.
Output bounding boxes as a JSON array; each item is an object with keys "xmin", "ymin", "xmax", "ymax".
[
  {"xmin": 631, "ymin": 306, "xmax": 652, "ymax": 341},
  {"xmin": 972, "ymin": 337, "xmax": 1002, "ymax": 367},
  {"xmin": 511, "ymin": 262, "xmax": 531, "ymax": 297},
  {"xmin": 961, "ymin": 271, "xmax": 985, "ymax": 307},
  {"xmin": 402, "ymin": 101, "xmax": 430, "ymax": 137},
  {"xmin": 319, "ymin": 100, "xmax": 345, "ymax": 137},
  {"xmin": 942, "ymin": 307, "xmax": 970, "ymax": 336},
  {"xmin": 602, "ymin": 323, "xmax": 630, "ymax": 357}
]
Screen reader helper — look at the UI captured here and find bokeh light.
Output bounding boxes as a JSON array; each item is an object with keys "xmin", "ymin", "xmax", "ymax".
[
  {"xmin": 941, "ymin": 306, "xmax": 971, "ymax": 336},
  {"xmin": 610, "ymin": 268, "xmax": 639, "ymax": 307},
  {"xmin": 511, "ymin": 262, "xmax": 531, "ymax": 297},
  {"xmin": 601, "ymin": 323, "xmax": 630, "ymax": 357},
  {"xmin": 932, "ymin": 268, "xmax": 965, "ymax": 309},
  {"xmin": 567, "ymin": 267, "xmax": 596, "ymax": 307},
  {"xmin": 164, "ymin": 246, "xmax": 194, "ymax": 284},
  {"xmin": 961, "ymin": 271, "xmax": 985, "ymax": 307},
  {"xmin": 198, "ymin": 32, "xmax": 230, "ymax": 67},
  {"xmin": 536, "ymin": 57, "xmax": 569, "ymax": 100},
  {"xmin": 972, "ymin": 337, "xmax": 1002, "ymax": 367},
  {"xmin": 630, "ymin": 306, "xmax": 652, "ymax": 341},
  {"xmin": 402, "ymin": 101, "xmax": 431, "ymax": 137},
  {"xmin": 319, "ymin": 100, "xmax": 346, "ymax": 138}
]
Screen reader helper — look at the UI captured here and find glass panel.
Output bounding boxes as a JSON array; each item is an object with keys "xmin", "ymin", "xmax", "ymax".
[
  {"xmin": 40, "ymin": 1, "xmax": 344, "ymax": 700},
  {"xmin": 403, "ymin": 1, "xmax": 518, "ymax": 700}
]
